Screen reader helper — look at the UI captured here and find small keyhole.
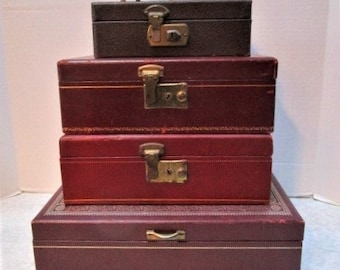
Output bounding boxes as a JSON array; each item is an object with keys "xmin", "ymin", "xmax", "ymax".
[
  {"xmin": 167, "ymin": 169, "xmax": 173, "ymax": 175},
  {"xmin": 167, "ymin": 30, "xmax": 181, "ymax": 42},
  {"xmin": 165, "ymin": 92, "xmax": 172, "ymax": 100}
]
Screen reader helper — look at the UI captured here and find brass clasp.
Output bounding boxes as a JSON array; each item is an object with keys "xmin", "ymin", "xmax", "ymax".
[
  {"xmin": 144, "ymin": 5, "xmax": 189, "ymax": 47},
  {"xmin": 139, "ymin": 143, "xmax": 188, "ymax": 184},
  {"xmin": 138, "ymin": 64, "xmax": 188, "ymax": 109}
]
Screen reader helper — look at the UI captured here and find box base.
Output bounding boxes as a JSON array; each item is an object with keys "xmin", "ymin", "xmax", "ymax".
[{"xmin": 32, "ymin": 177, "xmax": 304, "ymax": 270}]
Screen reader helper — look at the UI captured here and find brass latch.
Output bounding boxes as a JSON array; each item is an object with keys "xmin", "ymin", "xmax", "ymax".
[
  {"xmin": 138, "ymin": 64, "xmax": 188, "ymax": 109},
  {"xmin": 144, "ymin": 5, "xmax": 189, "ymax": 47},
  {"xmin": 139, "ymin": 143, "xmax": 188, "ymax": 183}
]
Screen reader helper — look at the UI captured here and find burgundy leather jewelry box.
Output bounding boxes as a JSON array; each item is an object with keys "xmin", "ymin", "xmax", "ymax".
[
  {"xmin": 58, "ymin": 56, "xmax": 277, "ymax": 134},
  {"xmin": 32, "ymin": 176, "xmax": 304, "ymax": 270},
  {"xmin": 59, "ymin": 134, "xmax": 272, "ymax": 205},
  {"xmin": 92, "ymin": 0, "xmax": 251, "ymax": 57}
]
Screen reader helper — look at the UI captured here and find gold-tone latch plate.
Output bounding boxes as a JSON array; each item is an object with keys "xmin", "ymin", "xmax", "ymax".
[
  {"xmin": 138, "ymin": 64, "xmax": 188, "ymax": 109},
  {"xmin": 144, "ymin": 5, "xmax": 189, "ymax": 47},
  {"xmin": 139, "ymin": 143, "xmax": 188, "ymax": 184}
]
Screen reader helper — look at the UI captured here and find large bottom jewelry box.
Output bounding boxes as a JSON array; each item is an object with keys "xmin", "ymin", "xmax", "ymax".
[{"xmin": 32, "ymin": 176, "xmax": 304, "ymax": 270}]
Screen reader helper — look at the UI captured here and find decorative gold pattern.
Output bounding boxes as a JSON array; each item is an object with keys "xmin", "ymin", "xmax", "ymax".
[
  {"xmin": 63, "ymin": 126, "xmax": 274, "ymax": 134},
  {"xmin": 45, "ymin": 183, "xmax": 291, "ymax": 217}
]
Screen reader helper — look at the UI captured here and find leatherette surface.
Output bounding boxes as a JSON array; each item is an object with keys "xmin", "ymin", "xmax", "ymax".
[
  {"xmin": 92, "ymin": 0, "xmax": 252, "ymax": 57},
  {"xmin": 58, "ymin": 56, "xmax": 277, "ymax": 134},
  {"xmin": 32, "ymin": 177, "xmax": 304, "ymax": 270},
  {"xmin": 59, "ymin": 134, "xmax": 273, "ymax": 205}
]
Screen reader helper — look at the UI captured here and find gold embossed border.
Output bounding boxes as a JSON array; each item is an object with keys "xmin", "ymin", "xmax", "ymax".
[
  {"xmin": 63, "ymin": 126, "xmax": 274, "ymax": 134},
  {"xmin": 45, "ymin": 183, "xmax": 291, "ymax": 217}
]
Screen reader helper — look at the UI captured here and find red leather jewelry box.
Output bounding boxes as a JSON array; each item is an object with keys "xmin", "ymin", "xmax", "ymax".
[
  {"xmin": 59, "ymin": 134, "xmax": 273, "ymax": 205},
  {"xmin": 32, "ymin": 176, "xmax": 304, "ymax": 270},
  {"xmin": 58, "ymin": 56, "xmax": 277, "ymax": 135}
]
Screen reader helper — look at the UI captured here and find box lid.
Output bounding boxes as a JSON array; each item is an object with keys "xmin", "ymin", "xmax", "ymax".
[
  {"xmin": 59, "ymin": 134, "xmax": 273, "ymax": 158},
  {"xmin": 32, "ymin": 176, "xmax": 304, "ymax": 242},
  {"xmin": 92, "ymin": 0, "xmax": 252, "ymax": 22},
  {"xmin": 57, "ymin": 56, "xmax": 277, "ymax": 84}
]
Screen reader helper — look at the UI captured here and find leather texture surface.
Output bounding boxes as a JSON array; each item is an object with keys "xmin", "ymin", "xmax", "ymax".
[
  {"xmin": 59, "ymin": 134, "xmax": 273, "ymax": 205},
  {"xmin": 92, "ymin": 1, "xmax": 252, "ymax": 21},
  {"xmin": 93, "ymin": 20, "xmax": 251, "ymax": 57},
  {"xmin": 58, "ymin": 56, "xmax": 277, "ymax": 134},
  {"xmin": 32, "ymin": 177, "xmax": 304, "ymax": 270},
  {"xmin": 92, "ymin": 1, "xmax": 252, "ymax": 57}
]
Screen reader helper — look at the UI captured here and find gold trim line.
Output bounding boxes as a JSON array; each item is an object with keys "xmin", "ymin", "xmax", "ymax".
[{"xmin": 34, "ymin": 245, "xmax": 301, "ymax": 250}]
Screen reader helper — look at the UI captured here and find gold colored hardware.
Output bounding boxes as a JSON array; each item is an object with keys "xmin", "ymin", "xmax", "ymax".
[
  {"xmin": 139, "ymin": 142, "xmax": 164, "ymax": 181},
  {"xmin": 144, "ymin": 5, "xmax": 189, "ymax": 47},
  {"xmin": 146, "ymin": 230, "xmax": 186, "ymax": 241},
  {"xmin": 139, "ymin": 143, "xmax": 188, "ymax": 183},
  {"xmin": 138, "ymin": 65, "xmax": 188, "ymax": 109},
  {"xmin": 156, "ymin": 160, "xmax": 187, "ymax": 183},
  {"xmin": 144, "ymin": 5, "xmax": 169, "ymax": 43},
  {"xmin": 138, "ymin": 64, "xmax": 164, "ymax": 106},
  {"xmin": 176, "ymin": 90, "xmax": 187, "ymax": 103}
]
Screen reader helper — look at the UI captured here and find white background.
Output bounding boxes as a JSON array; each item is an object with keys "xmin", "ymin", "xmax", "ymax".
[{"xmin": 1, "ymin": 0, "xmax": 339, "ymax": 203}]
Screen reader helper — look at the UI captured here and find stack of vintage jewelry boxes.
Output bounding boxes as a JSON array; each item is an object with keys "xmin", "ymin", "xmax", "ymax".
[{"xmin": 32, "ymin": 1, "xmax": 304, "ymax": 269}]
